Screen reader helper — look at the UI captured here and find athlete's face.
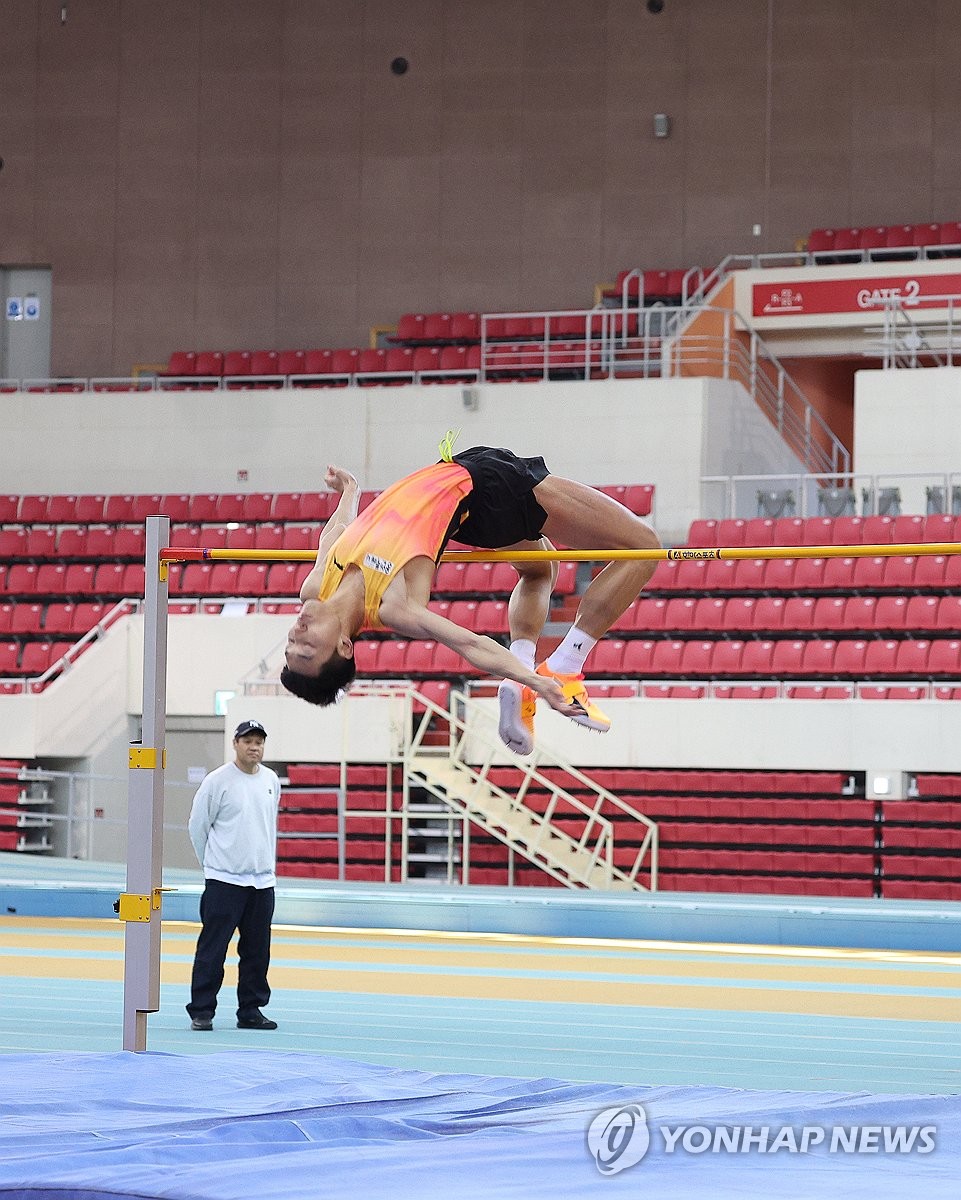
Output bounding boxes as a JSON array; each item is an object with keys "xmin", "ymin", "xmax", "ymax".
[{"xmin": 285, "ymin": 601, "xmax": 346, "ymax": 676}]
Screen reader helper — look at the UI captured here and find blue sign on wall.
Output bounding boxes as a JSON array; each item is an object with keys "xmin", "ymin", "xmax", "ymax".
[{"xmin": 5, "ymin": 297, "xmax": 23, "ymax": 321}]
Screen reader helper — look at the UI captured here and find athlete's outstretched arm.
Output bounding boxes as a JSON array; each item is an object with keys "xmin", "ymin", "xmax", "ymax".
[
  {"xmin": 378, "ymin": 596, "xmax": 574, "ymax": 716},
  {"xmin": 298, "ymin": 466, "xmax": 359, "ymax": 601}
]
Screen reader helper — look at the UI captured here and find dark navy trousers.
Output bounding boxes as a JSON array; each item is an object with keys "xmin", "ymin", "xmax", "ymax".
[{"xmin": 186, "ymin": 878, "xmax": 275, "ymax": 1021}]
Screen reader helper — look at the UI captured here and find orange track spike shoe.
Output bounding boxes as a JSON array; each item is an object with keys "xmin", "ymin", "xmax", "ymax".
[
  {"xmin": 497, "ymin": 678, "xmax": 537, "ymax": 756},
  {"xmin": 535, "ymin": 662, "xmax": 611, "ymax": 733}
]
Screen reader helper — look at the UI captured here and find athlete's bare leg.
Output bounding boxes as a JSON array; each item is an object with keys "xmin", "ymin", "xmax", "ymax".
[{"xmin": 533, "ymin": 475, "xmax": 660, "ymax": 638}]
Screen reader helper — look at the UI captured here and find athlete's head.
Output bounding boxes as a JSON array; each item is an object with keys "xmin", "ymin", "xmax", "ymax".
[{"xmin": 281, "ymin": 601, "xmax": 357, "ymax": 706}]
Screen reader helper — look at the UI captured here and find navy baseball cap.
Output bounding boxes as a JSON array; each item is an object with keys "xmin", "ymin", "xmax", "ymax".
[{"xmin": 234, "ymin": 720, "xmax": 267, "ymax": 739}]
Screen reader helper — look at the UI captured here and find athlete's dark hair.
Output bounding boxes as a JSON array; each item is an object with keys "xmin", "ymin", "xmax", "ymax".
[{"xmin": 280, "ymin": 653, "xmax": 357, "ymax": 707}]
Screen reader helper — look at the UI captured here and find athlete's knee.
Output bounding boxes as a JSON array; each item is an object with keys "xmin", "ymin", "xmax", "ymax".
[{"xmin": 634, "ymin": 520, "xmax": 660, "ymax": 552}]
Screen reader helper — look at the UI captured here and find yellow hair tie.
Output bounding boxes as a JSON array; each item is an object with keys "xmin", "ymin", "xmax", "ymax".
[{"xmin": 438, "ymin": 428, "xmax": 461, "ymax": 462}]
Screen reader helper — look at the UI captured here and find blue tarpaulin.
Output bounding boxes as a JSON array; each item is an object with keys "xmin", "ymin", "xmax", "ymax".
[{"xmin": 0, "ymin": 1051, "xmax": 957, "ymax": 1199}]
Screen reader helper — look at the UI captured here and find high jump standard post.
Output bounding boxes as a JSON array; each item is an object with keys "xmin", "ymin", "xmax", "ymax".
[{"xmin": 119, "ymin": 515, "xmax": 169, "ymax": 1051}]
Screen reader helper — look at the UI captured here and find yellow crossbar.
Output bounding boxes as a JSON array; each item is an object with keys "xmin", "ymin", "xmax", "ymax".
[{"xmin": 159, "ymin": 541, "xmax": 961, "ymax": 564}]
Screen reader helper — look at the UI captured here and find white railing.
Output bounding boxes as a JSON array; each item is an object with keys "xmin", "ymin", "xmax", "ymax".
[
  {"xmin": 867, "ymin": 292, "xmax": 961, "ymax": 367},
  {"xmin": 702, "ymin": 469, "xmax": 961, "ymax": 522}
]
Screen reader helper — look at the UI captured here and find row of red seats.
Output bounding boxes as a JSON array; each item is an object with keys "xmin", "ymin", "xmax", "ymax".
[
  {"xmin": 1, "ymin": 483, "xmax": 652, "ymax": 528},
  {"xmin": 601, "ymin": 267, "xmax": 710, "ymax": 304},
  {"xmin": 614, "ymin": 593, "xmax": 961, "ymax": 634},
  {"xmin": 161, "ymin": 346, "xmax": 481, "ymax": 385},
  {"xmin": 635, "ymin": 796, "xmax": 870, "ymax": 820},
  {"xmin": 486, "ymin": 765, "xmax": 850, "ymax": 796},
  {"xmin": 0, "ymin": 640, "xmax": 80, "ymax": 676},
  {"xmin": 346, "ymin": 634, "xmax": 961, "ymax": 679},
  {"xmin": 806, "ymin": 221, "xmax": 961, "ymax": 260},
  {"xmin": 0, "ymin": 524, "xmax": 328, "ymax": 559},
  {"xmin": 589, "ymin": 636, "xmax": 961, "ymax": 678},
  {"xmin": 634, "ymin": 683, "xmax": 952, "ymax": 700},
  {"xmin": 883, "ymin": 827, "xmax": 961, "ymax": 849},
  {"xmin": 391, "ymin": 312, "xmax": 480, "ymax": 344},
  {"xmin": 689, "ymin": 513, "xmax": 961, "ymax": 547},
  {"xmin": 661, "ymin": 847, "xmax": 875, "ymax": 874},
  {"xmin": 0, "ymin": 561, "xmax": 577, "ymax": 600},
  {"xmin": 0, "ymin": 601, "xmax": 129, "ymax": 636},
  {"xmin": 883, "ymin": 881, "xmax": 961, "ymax": 900},
  {"xmin": 649, "ymin": 552, "xmax": 961, "ymax": 593},
  {"xmin": 645, "ymin": 874, "xmax": 875, "ymax": 897},
  {"xmin": 880, "ymin": 854, "xmax": 961, "ymax": 879},
  {"xmin": 0, "ymin": 491, "xmax": 339, "ymax": 525},
  {"xmin": 913, "ymin": 773, "xmax": 961, "ymax": 796},
  {"xmin": 635, "ymin": 822, "xmax": 871, "ymax": 848}
]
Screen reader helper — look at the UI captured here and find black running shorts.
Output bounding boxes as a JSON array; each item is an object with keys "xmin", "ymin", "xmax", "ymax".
[{"xmin": 446, "ymin": 446, "xmax": 551, "ymax": 548}]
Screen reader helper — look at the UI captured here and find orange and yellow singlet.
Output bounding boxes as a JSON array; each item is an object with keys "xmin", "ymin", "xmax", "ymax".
[{"xmin": 318, "ymin": 461, "xmax": 472, "ymax": 629}]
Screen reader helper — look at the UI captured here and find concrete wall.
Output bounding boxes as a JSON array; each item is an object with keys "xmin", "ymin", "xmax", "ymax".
[
  {"xmin": 3, "ymin": 0, "xmax": 961, "ymax": 376},
  {"xmin": 0, "ymin": 375, "xmax": 804, "ymax": 546}
]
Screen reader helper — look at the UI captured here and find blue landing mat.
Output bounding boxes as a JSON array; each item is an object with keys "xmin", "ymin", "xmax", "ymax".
[{"xmin": 0, "ymin": 1052, "xmax": 957, "ymax": 1199}]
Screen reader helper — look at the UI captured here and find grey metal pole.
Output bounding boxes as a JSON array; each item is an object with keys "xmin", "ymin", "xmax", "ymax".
[{"xmin": 121, "ymin": 515, "xmax": 169, "ymax": 1051}]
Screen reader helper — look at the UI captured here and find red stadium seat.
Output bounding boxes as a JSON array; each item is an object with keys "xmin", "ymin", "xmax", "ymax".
[
  {"xmin": 851, "ymin": 556, "xmax": 886, "ymax": 590},
  {"xmin": 806, "ymin": 228, "xmax": 836, "ymax": 260},
  {"xmin": 740, "ymin": 640, "xmax": 775, "ymax": 675},
  {"xmin": 770, "ymin": 639, "xmax": 806, "ymax": 676},
  {"xmin": 863, "ymin": 639, "xmax": 899, "ymax": 675},
  {"xmin": 760, "ymin": 558, "xmax": 796, "ymax": 592},
  {"xmin": 882, "ymin": 556, "xmax": 916, "ymax": 590},
  {"xmin": 35, "ymin": 563, "xmax": 67, "ymax": 594},
  {"xmin": 46, "ymin": 494, "xmax": 79, "ymax": 523},
  {"xmin": 860, "ymin": 516, "xmax": 894, "ymax": 543},
  {"xmin": 894, "ymin": 639, "xmax": 931, "ymax": 676},
  {"xmin": 679, "ymin": 640, "xmax": 715, "ymax": 675},
  {"xmin": 450, "ymin": 312, "xmax": 480, "ymax": 342},
  {"xmin": 710, "ymin": 639, "xmax": 746, "ymax": 675},
  {"xmin": 831, "ymin": 516, "xmax": 864, "ymax": 544},
  {"xmin": 229, "ymin": 563, "xmax": 266, "ymax": 596},
  {"xmin": 821, "ymin": 556, "xmax": 856, "ymax": 589},
  {"xmin": 812, "ymin": 596, "xmax": 848, "ymax": 631},
  {"xmin": 277, "ymin": 349, "xmax": 306, "ymax": 376},
  {"xmin": 25, "ymin": 528, "xmax": 57, "ymax": 557},
  {"xmin": 793, "ymin": 557, "xmax": 828, "ymax": 591},
  {"xmin": 716, "ymin": 518, "xmax": 747, "ymax": 546},
  {"xmin": 938, "ymin": 596, "xmax": 961, "ymax": 632},
  {"xmin": 914, "ymin": 554, "xmax": 947, "ymax": 589},
  {"xmin": 905, "ymin": 595, "xmax": 942, "ymax": 631},
  {"xmin": 773, "ymin": 518, "xmax": 805, "ymax": 546},
  {"xmin": 800, "ymin": 638, "xmax": 837, "ymax": 677},
  {"xmin": 845, "ymin": 595, "xmax": 879, "ymax": 631},
  {"xmin": 194, "ymin": 351, "xmax": 224, "ymax": 379},
  {"xmin": 10, "ymin": 603, "xmax": 44, "ymax": 634},
  {"xmin": 781, "ymin": 596, "xmax": 816, "ymax": 630},
  {"xmin": 686, "ymin": 519, "xmax": 717, "ymax": 547},
  {"xmin": 392, "ymin": 313, "xmax": 426, "ymax": 344},
  {"xmin": 18, "ymin": 495, "xmax": 50, "ymax": 522},
  {"xmin": 928, "ymin": 639, "xmax": 961, "ymax": 674},
  {"xmin": 750, "ymin": 596, "xmax": 785, "ymax": 633},
  {"xmin": 743, "ymin": 518, "xmax": 776, "ymax": 546}
]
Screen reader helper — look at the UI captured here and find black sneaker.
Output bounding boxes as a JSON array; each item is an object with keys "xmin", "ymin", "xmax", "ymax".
[
  {"xmin": 190, "ymin": 1017, "xmax": 213, "ymax": 1031},
  {"xmin": 236, "ymin": 1011, "xmax": 278, "ymax": 1030}
]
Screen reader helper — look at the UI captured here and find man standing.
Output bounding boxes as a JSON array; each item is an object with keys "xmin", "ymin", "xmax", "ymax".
[{"xmin": 186, "ymin": 719, "xmax": 281, "ymax": 1031}]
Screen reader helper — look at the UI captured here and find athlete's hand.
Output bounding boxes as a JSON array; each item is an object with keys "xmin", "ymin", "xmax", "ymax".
[
  {"xmin": 534, "ymin": 675, "xmax": 578, "ymax": 717},
  {"xmin": 325, "ymin": 466, "xmax": 358, "ymax": 494}
]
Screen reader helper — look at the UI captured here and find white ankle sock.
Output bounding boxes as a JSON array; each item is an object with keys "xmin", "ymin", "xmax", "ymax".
[
  {"xmin": 509, "ymin": 639, "xmax": 537, "ymax": 670},
  {"xmin": 546, "ymin": 627, "xmax": 597, "ymax": 676}
]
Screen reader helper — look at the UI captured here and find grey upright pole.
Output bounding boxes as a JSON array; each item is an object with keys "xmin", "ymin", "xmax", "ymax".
[{"xmin": 120, "ymin": 515, "xmax": 169, "ymax": 1051}]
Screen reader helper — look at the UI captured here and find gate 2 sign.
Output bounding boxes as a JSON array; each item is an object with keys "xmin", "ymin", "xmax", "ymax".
[{"xmin": 753, "ymin": 273, "xmax": 961, "ymax": 318}]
